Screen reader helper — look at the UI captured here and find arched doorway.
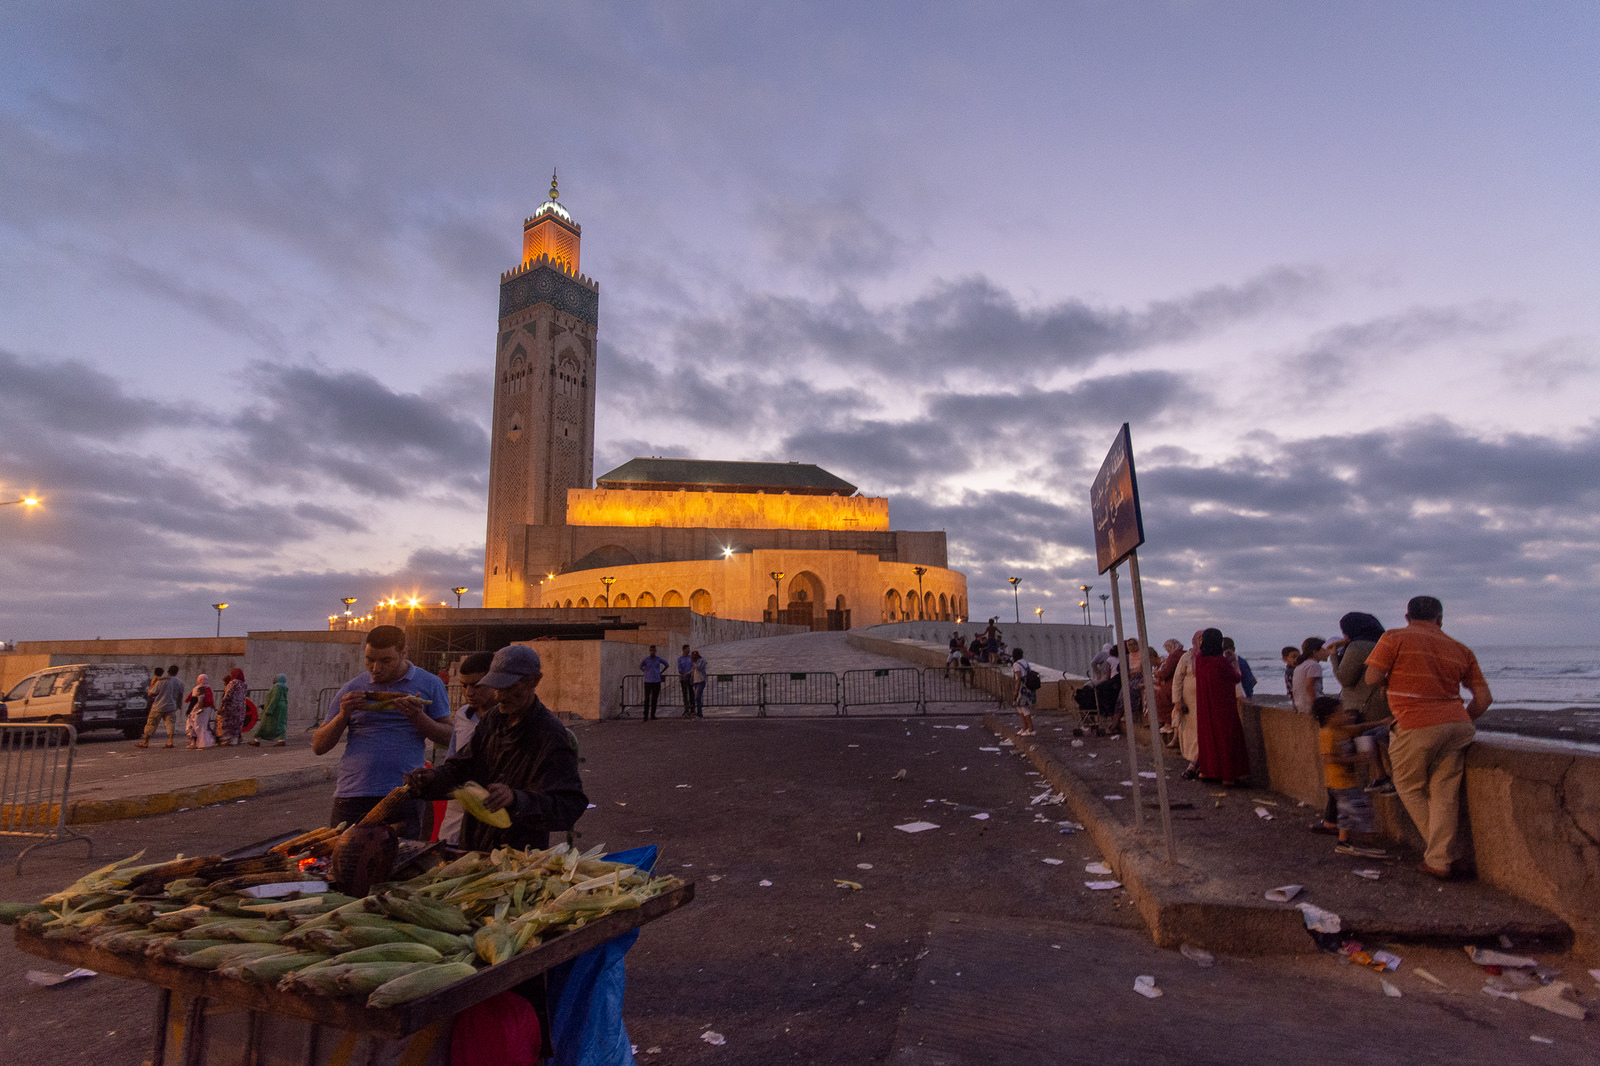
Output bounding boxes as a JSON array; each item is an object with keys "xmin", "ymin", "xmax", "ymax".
[
  {"xmin": 578, "ymin": 597, "xmax": 589, "ymax": 608},
  {"xmin": 614, "ymin": 593, "xmax": 631, "ymax": 608},
  {"xmin": 924, "ymin": 591, "xmax": 936, "ymax": 619},
  {"xmin": 786, "ymin": 571, "xmax": 824, "ymax": 629},
  {"xmin": 690, "ymin": 589, "xmax": 713, "ymax": 615},
  {"xmin": 885, "ymin": 589, "xmax": 902, "ymax": 620},
  {"xmin": 907, "ymin": 588, "xmax": 921, "ymax": 619},
  {"xmin": 637, "ymin": 591, "xmax": 656, "ymax": 608},
  {"xmin": 662, "ymin": 590, "xmax": 683, "ymax": 608},
  {"xmin": 938, "ymin": 593, "xmax": 949, "ymax": 620}
]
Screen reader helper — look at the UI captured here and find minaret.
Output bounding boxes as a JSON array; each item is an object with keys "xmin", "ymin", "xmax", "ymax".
[{"xmin": 482, "ymin": 173, "xmax": 600, "ymax": 608}]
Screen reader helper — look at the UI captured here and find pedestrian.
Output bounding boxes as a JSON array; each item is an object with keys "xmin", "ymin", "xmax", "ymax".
[
  {"xmin": 677, "ymin": 644, "xmax": 695, "ymax": 717},
  {"xmin": 689, "ymin": 650, "xmax": 708, "ymax": 718},
  {"xmin": 435, "ymin": 650, "xmax": 498, "ymax": 846},
  {"xmin": 1011, "ymin": 646, "xmax": 1039, "ymax": 736},
  {"xmin": 1122, "ymin": 638, "xmax": 1147, "ymax": 723},
  {"xmin": 1221, "ymin": 637, "xmax": 1256, "ymax": 698},
  {"xmin": 1091, "ymin": 643, "xmax": 1118, "ymax": 682},
  {"xmin": 139, "ymin": 664, "xmax": 183, "ymax": 748},
  {"xmin": 184, "ymin": 674, "xmax": 216, "ymax": 749},
  {"xmin": 1153, "ymin": 639, "xmax": 1184, "ymax": 744},
  {"xmin": 1363, "ymin": 596, "xmax": 1492, "ymax": 880},
  {"xmin": 1280, "ymin": 646, "xmax": 1300, "ymax": 696},
  {"xmin": 638, "ymin": 645, "xmax": 669, "ymax": 721},
  {"xmin": 1193, "ymin": 628, "xmax": 1250, "ymax": 786},
  {"xmin": 1312, "ymin": 696, "xmax": 1389, "ymax": 858},
  {"xmin": 218, "ymin": 667, "xmax": 249, "ymax": 745},
  {"xmin": 1328, "ymin": 611, "xmax": 1394, "ymax": 792},
  {"xmin": 312, "ymin": 625, "xmax": 452, "ymax": 840},
  {"xmin": 251, "ymin": 673, "xmax": 289, "ymax": 746},
  {"xmin": 1292, "ymin": 638, "xmax": 1327, "ymax": 714},
  {"xmin": 1171, "ymin": 630, "xmax": 1203, "ymax": 776},
  {"xmin": 406, "ymin": 645, "xmax": 588, "ymax": 852},
  {"xmin": 945, "ymin": 631, "xmax": 965, "ymax": 677}
]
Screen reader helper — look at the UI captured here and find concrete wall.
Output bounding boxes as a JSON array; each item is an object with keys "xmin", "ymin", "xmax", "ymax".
[
  {"xmin": 858, "ymin": 621, "xmax": 1111, "ymax": 677},
  {"xmin": 846, "ymin": 631, "xmax": 1078, "ymax": 711},
  {"xmin": 1241, "ymin": 697, "xmax": 1600, "ymax": 954},
  {"xmin": 242, "ymin": 631, "xmax": 366, "ymax": 729},
  {"xmin": 511, "ymin": 638, "xmax": 643, "ymax": 721},
  {"xmin": 2, "ymin": 638, "xmax": 246, "ymax": 696}
]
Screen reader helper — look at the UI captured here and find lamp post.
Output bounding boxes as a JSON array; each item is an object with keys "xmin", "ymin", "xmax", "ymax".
[
  {"xmin": 599, "ymin": 576, "xmax": 615, "ymax": 607},
  {"xmin": 1, "ymin": 497, "xmax": 40, "ymax": 507},
  {"xmin": 341, "ymin": 596, "xmax": 357, "ymax": 616},
  {"xmin": 212, "ymin": 603, "xmax": 229, "ymax": 638},
  {"xmin": 1098, "ymin": 593, "xmax": 1109, "ymax": 625},
  {"xmin": 1078, "ymin": 584, "xmax": 1093, "ymax": 624},
  {"xmin": 770, "ymin": 571, "xmax": 785, "ymax": 622},
  {"xmin": 1008, "ymin": 576, "xmax": 1021, "ymax": 623},
  {"xmin": 1035, "ymin": 606, "xmax": 1044, "ymax": 623},
  {"xmin": 913, "ymin": 566, "xmax": 928, "ymax": 620},
  {"xmin": 452, "ymin": 587, "xmax": 468, "ymax": 609}
]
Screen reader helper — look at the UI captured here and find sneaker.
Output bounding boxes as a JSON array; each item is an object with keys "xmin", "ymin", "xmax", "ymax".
[{"xmin": 1336, "ymin": 843, "xmax": 1390, "ymax": 859}]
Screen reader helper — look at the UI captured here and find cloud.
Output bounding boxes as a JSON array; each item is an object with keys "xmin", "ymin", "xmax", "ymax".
[
  {"xmin": 1283, "ymin": 303, "xmax": 1517, "ymax": 387},
  {"xmin": 756, "ymin": 196, "xmax": 908, "ymax": 281},
  {"xmin": 0, "ymin": 346, "xmax": 184, "ymax": 440}
]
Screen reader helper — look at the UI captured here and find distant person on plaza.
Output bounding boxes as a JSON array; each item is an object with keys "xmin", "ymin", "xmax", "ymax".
[
  {"xmin": 945, "ymin": 631, "xmax": 965, "ymax": 677},
  {"xmin": 677, "ymin": 645, "xmax": 696, "ymax": 717},
  {"xmin": 407, "ymin": 645, "xmax": 588, "ymax": 852},
  {"xmin": 1171, "ymin": 631, "xmax": 1203, "ymax": 776},
  {"xmin": 689, "ymin": 650, "xmax": 708, "ymax": 718},
  {"xmin": 218, "ymin": 667, "xmax": 249, "ymax": 745},
  {"xmin": 1312, "ymin": 695, "xmax": 1389, "ymax": 858},
  {"xmin": 435, "ymin": 650, "xmax": 497, "ymax": 845},
  {"xmin": 1091, "ymin": 643, "xmax": 1118, "ymax": 682},
  {"xmin": 1292, "ymin": 637, "xmax": 1327, "ymax": 713},
  {"xmin": 184, "ymin": 674, "xmax": 216, "ymax": 749},
  {"xmin": 1328, "ymin": 612, "xmax": 1394, "ymax": 792},
  {"xmin": 1364, "ymin": 596, "xmax": 1492, "ymax": 880},
  {"xmin": 313, "ymin": 624, "xmax": 452, "ymax": 839},
  {"xmin": 1221, "ymin": 637, "xmax": 1256, "ymax": 698},
  {"xmin": 1121, "ymin": 638, "xmax": 1148, "ymax": 724},
  {"xmin": 1281, "ymin": 646, "xmax": 1300, "ymax": 696},
  {"xmin": 1194, "ymin": 628, "xmax": 1250, "ymax": 787},
  {"xmin": 1011, "ymin": 646, "xmax": 1038, "ymax": 736},
  {"xmin": 251, "ymin": 673, "xmax": 289, "ymax": 746},
  {"xmin": 139, "ymin": 664, "xmax": 184, "ymax": 748},
  {"xmin": 1154, "ymin": 639, "xmax": 1184, "ymax": 745},
  {"xmin": 639, "ymin": 646, "xmax": 669, "ymax": 721}
]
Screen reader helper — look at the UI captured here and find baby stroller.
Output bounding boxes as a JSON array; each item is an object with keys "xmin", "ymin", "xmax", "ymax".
[{"xmin": 1072, "ymin": 674, "xmax": 1123, "ymax": 736}]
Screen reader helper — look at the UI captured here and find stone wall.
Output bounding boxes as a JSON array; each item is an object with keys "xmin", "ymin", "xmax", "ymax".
[
  {"xmin": 2, "ymin": 638, "xmax": 247, "ymax": 696},
  {"xmin": 241, "ymin": 631, "xmax": 366, "ymax": 729},
  {"xmin": 1241, "ymin": 697, "xmax": 1600, "ymax": 954},
  {"xmin": 511, "ymin": 638, "xmax": 645, "ymax": 720},
  {"xmin": 857, "ymin": 621, "xmax": 1111, "ymax": 677}
]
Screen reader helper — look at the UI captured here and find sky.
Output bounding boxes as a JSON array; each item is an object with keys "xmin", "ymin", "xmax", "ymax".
[{"xmin": 2, "ymin": 1, "xmax": 1598, "ymax": 649}]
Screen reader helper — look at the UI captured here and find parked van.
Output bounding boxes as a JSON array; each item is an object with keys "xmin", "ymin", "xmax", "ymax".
[{"xmin": 0, "ymin": 664, "xmax": 153, "ymax": 738}]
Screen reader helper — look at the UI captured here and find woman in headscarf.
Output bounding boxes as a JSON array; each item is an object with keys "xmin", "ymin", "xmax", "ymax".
[
  {"xmin": 185, "ymin": 674, "xmax": 215, "ymax": 749},
  {"xmin": 251, "ymin": 673, "xmax": 289, "ymax": 746},
  {"xmin": 1153, "ymin": 638, "xmax": 1184, "ymax": 744},
  {"xmin": 1170, "ymin": 630, "xmax": 1204, "ymax": 777},
  {"xmin": 1194, "ymin": 628, "xmax": 1250, "ymax": 786},
  {"xmin": 218, "ymin": 667, "xmax": 248, "ymax": 746},
  {"xmin": 1330, "ymin": 611, "xmax": 1392, "ymax": 788}
]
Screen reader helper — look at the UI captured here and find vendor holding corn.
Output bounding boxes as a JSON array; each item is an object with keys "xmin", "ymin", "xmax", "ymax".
[
  {"xmin": 313, "ymin": 624, "xmax": 453, "ymax": 838},
  {"xmin": 405, "ymin": 644, "xmax": 588, "ymax": 851}
]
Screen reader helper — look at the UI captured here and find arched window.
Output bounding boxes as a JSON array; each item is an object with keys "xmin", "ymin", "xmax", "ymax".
[
  {"xmin": 563, "ymin": 599, "xmax": 573, "ymax": 608},
  {"xmin": 614, "ymin": 593, "xmax": 631, "ymax": 608},
  {"xmin": 578, "ymin": 597, "xmax": 589, "ymax": 608},
  {"xmin": 690, "ymin": 589, "xmax": 713, "ymax": 615},
  {"xmin": 938, "ymin": 593, "xmax": 949, "ymax": 620},
  {"xmin": 637, "ymin": 591, "xmax": 657, "ymax": 608},
  {"xmin": 884, "ymin": 589, "xmax": 902, "ymax": 620},
  {"xmin": 662, "ymin": 590, "xmax": 683, "ymax": 608}
]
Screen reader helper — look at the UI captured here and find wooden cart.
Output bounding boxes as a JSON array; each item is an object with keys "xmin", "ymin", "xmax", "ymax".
[{"xmin": 15, "ymin": 883, "xmax": 693, "ymax": 1065}]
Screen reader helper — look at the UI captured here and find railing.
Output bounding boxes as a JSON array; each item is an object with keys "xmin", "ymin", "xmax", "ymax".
[
  {"xmin": 0, "ymin": 723, "xmax": 94, "ymax": 873},
  {"xmin": 617, "ymin": 667, "xmax": 1000, "ymax": 718},
  {"xmin": 921, "ymin": 666, "xmax": 1006, "ymax": 710},
  {"xmin": 311, "ymin": 687, "xmax": 342, "ymax": 729}
]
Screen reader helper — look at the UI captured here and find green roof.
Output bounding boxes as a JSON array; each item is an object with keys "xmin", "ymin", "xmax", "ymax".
[{"xmin": 595, "ymin": 458, "xmax": 857, "ymax": 496}]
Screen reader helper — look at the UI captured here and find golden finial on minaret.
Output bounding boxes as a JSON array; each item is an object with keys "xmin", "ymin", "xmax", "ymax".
[{"xmin": 549, "ymin": 170, "xmax": 559, "ymax": 201}]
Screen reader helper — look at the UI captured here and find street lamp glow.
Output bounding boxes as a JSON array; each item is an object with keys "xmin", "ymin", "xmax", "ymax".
[
  {"xmin": 1008, "ymin": 576, "xmax": 1022, "ymax": 624},
  {"xmin": 1035, "ymin": 606, "xmax": 1044, "ymax": 623},
  {"xmin": 452, "ymin": 587, "xmax": 469, "ymax": 608},
  {"xmin": 211, "ymin": 602, "xmax": 229, "ymax": 638},
  {"xmin": 1, "ymin": 496, "xmax": 40, "ymax": 507}
]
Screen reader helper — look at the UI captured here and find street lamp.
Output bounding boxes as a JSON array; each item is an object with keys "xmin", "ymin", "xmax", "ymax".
[
  {"xmin": 1, "ymin": 497, "xmax": 40, "ymax": 507},
  {"xmin": 452, "ymin": 587, "xmax": 469, "ymax": 608},
  {"xmin": 599, "ymin": 576, "xmax": 615, "ymax": 607},
  {"xmin": 1008, "ymin": 576, "xmax": 1021, "ymax": 624},
  {"xmin": 1099, "ymin": 593, "xmax": 1109, "ymax": 625},
  {"xmin": 770, "ymin": 571, "xmax": 785, "ymax": 622},
  {"xmin": 913, "ymin": 566, "xmax": 928, "ymax": 620},
  {"xmin": 342, "ymin": 597, "xmax": 357, "ymax": 615},
  {"xmin": 212, "ymin": 602, "xmax": 229, "ymax": 638},
  {"xmin": 1078, "ymin": 584, "xmax": 1093, "ymax": 625},
  {"xmin": 1035, "ymin": 606, "xmax": 1044, "ymax": 623}
]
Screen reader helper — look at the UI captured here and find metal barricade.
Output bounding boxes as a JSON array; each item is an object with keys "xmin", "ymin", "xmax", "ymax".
[
  {"xmin": 703, "ymin": 673, "xmax": 763, "ymax": 714},
  {"xmin": 921, "ymin": 666, "xmax": 1003, "ymax": 712},
  {"xmin": 1, "ymin": 723, "xmax": 94, "ymax": 873},
  {"xmin": 760, "ymin": 671, "xmax": 840, "ymax": 716},
  {"xmin": 619, "ymin": 674, "xmax": 686, "ymax": 717},
  {"xmin": 841, "ymin": 668, "xmax": 923, "ymax": 715},
  {"xmin": 310, "ymin": 686, "xmax": 342, "ymax": 729}
]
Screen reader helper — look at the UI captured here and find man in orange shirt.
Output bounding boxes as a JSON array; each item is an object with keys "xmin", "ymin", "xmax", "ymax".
[{"xmin": 1364, "ymin": 595, "xmax": 1492, "ymax": 880}]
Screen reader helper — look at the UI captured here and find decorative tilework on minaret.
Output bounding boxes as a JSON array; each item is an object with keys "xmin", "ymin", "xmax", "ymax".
[{"xmin": 483, "ymin": 175, "xmax": 600, "ymax": 608}]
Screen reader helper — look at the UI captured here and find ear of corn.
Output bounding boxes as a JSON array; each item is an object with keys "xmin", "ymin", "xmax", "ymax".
[
  {"xmin": 175, "ymin": 942, "xmax": 288, "ymax": 969},
  {"xmin": 340, "ymin": 924, "xmax": 411, "ymax": 948},
  {"xmin": 185, "ymin": 918, "xmax": 293, "ymax": 943},
  {"xmin": 366, "ymin": 961, "xmax": 478, "ymax": 1008},
  {"xmin": 227, "ymin": 951, "xmax": 333, "ymax": 983},
  {"xmin": 372, "ymin": 892, "xmax": 473, "ymax": 934},
  {"xmin": 452, "ymin": 783, "xmax": 512, "ymax": 829},
  {"xmin": 472, "ymin": 920, "xmax": 520, "ymax": 966},
  {"xmin": 327, "ymin": 941, "xmax": 443, "ymax": 965}
]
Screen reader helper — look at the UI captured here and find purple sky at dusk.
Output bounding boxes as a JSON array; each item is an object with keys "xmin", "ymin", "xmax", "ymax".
[{"xmin": 2, "ymin": 2, "xmax": 1597, "ymax": 649}]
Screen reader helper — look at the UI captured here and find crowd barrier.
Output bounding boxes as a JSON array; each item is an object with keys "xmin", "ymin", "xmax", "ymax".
[
  {"xmin": 0, "ymin": 723, "xmax": 94, "ymax": 873},
  {"xmin": 619, "ymin": 667, "xmax": 1003, "ymax": 718}
]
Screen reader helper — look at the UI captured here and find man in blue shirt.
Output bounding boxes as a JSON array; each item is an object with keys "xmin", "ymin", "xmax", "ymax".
[
  {"xmin": 676, "ymin": 645, "xmax": 696, "ymax": 718},
  {"xmin": 639, "ymin": 645, "xmax": 669, "ymax": 721},
  {"xmin": 312, "ymin": 625, "xmax": 452, "ymax": 838}
]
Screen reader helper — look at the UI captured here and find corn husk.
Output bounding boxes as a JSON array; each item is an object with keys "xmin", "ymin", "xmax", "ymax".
[
  {"xmin": 366, "ymin": 961, "xmax": 479, "ymax": 1008},
  {"xmin": 370, "ymin": 892, "xmax": 473, "ymax": 934},
  {"xmin": 452, "ymin": 783, "xmax": 511, "ymax": 829},
  {"xmin": 327, "ymin": 942, "xmax": 443, "ymax": 966},
  {"xmin": 340, "ymin": 924, "xmax": 412, "ymax": 948},
  {"xmin": 174, "ymin": 942, "xmax": 287, "ymax": 969},
  {"xmin": 283, "ymin": 961, "xmax": 430, "ymax": 997},
  {"xmin": 226, "ymin": 951, "xmax": 334, "ymax": 983},
  {"xmin": 472, "ymin": 920, "xmax": 520, "ymax": 966},
  {"xmin": 185, "ymin": 918, "xmax": 292, "ymax": 943}
]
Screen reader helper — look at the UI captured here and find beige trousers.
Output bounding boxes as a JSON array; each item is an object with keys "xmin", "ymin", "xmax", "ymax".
[
  {"xmin": 1389, "ymin": 720, "xmax": 1476, "ymax": 870},
  {"xmin": 1177, "ymin": 705, "xmax": 1199, "ymax": 764}
]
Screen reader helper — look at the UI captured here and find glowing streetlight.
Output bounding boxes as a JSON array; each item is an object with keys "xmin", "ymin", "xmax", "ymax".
[
  {"xmin": 599, "ymin": 576, "xmax": 615, "ymax": 607},
  {"xmin": 212, "ymin": 602, "xmax": 229, "ymax": 638},
  {"xmin": 452, "ymin": 587, "xmax": 469, "ymax": 608},
  {"xmin": 1035, "ymin": 606, "xmax": 1044, "ymax": 623},
  {"xmin": 913, "ymin": 566, "xmax": 928, "ymax": 620},
  {"xmin": 1078, "ymin": 584, "xmax": 1093, "ymax": 624},
  {"xmin": 1008, "ymin": 576, "xmax": 1021, "ymax": 623},
  {"xmin": 1, "ymin": 497, "xmax": 40, "ymax": 507},
  {"xmin": 1099, "ymin": 593, "xmax": 1109, "ymax": 625},
  {"xmin": 341, "ymin": 597, "xmax": 357, "ymax": 615}
]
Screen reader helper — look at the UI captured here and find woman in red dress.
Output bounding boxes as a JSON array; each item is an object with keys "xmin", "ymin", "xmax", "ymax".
[{"xmin": 1193, "ymin": 628, "xmax": 1250, "ymax": 785}]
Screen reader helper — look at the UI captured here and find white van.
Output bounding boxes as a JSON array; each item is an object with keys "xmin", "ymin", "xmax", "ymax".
[{"xmin": 0, "ymin": 663, "xmax": 154, "ymax": 738}]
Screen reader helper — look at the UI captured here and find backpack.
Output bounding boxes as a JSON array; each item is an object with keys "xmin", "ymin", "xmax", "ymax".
[{"xmin": 1023, "ymin": 666, "xmax": 1042, "ymax": 691}]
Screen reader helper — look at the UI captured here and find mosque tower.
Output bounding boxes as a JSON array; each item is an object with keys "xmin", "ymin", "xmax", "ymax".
[{"xmin": 482, "ymin": 173, "xmax": 600, "ymax": 608}]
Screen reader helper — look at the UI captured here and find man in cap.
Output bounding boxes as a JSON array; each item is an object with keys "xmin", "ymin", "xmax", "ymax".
[{"xmin": 406, "ymin": 644, "xmax": 588, "ymax": 851}]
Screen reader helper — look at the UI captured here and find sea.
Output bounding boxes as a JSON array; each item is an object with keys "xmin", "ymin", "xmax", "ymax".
[{"xmin": 1242, "ymin": 645, "xmax": 1600, "ymax": 746}]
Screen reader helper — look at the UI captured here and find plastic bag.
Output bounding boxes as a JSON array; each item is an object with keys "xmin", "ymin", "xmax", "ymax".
[{"xmin": 545, "ymin": 845, "xmax": 658, "ymax": 1066}]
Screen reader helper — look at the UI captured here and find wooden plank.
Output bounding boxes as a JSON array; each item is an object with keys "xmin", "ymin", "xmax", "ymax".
[{"xmin": 13, "ymin": 881, "xmax": 694, "ymax": 1039}]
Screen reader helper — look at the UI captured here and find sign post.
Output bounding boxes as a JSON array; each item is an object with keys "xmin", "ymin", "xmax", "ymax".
[{"xmin": 1091, "ymin": 424, "xmax": 1176, "ymax": 863}]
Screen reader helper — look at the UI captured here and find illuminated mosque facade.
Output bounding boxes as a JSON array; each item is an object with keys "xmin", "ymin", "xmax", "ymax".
[{"xmin": 481, "ymin": 179, "xmax": 967, "ymax": 628}]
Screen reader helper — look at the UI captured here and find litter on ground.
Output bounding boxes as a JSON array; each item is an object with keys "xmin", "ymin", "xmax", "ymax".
[
  {"xmin": 26, "ymin": 968, "xmax": 96, "ymax": 987},
  {"xmin": 1297, "ymin": 902, "xmax": 1341, "ymax": 933},
  {"xmin": 1085, "ymin": 861, "xmax": 1112, "ymax": 874},
  {"xmin": 1179, "ymin": 945, "xmax": 1215, "ymax": 967},
  {"xmin": 1041, "ymin": 858, "xmax": 1064, "ymax": 865},
  {"xmin": 1465, "ymin": 946, "xmax": 1538, "ymax": 968},
  {"xmin": 1254, "ymin": 807, "xmax": 1274, "ymax": 820},
  {"xmin": 1381, "ymin": 978, "xmax": 1402, "ymax": 998},
  {"xmin": 1085, "ymin": 880, "xmax": 1122, "ymax": 890},
  {"xmin": 1353, "ymin": 869, "xmax": 1381, "ymax": 880},
  {"xmin": 1132, "ymin": 975, "xmax": 1162, "ymax": 999},
  {"xmin": 701, "ymin": 1031, "xmax": 726, "ymax": 1046},
  {"xmin": 895, "ymin": 821, "xmax": 940, "ymax": 834},
  {"xmin": 1265, "ymin": 884, "xmax": 1303, "ymax": 902}
]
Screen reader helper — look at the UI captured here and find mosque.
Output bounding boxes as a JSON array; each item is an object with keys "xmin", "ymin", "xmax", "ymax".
[{"xmin": 480, "ymin": 178, "xmax": 968, "ymax": 628}]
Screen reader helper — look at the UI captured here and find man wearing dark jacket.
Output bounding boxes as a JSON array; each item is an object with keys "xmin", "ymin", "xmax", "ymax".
[{"xmin": 406, "ymin": 644, "xmax": 587, "ymax": 851}]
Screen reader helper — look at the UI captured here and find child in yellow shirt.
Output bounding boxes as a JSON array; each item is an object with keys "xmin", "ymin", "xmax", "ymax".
[{"xmin": 1314, "ymin": 696, "xmax": 1388, "ymax": 859}]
